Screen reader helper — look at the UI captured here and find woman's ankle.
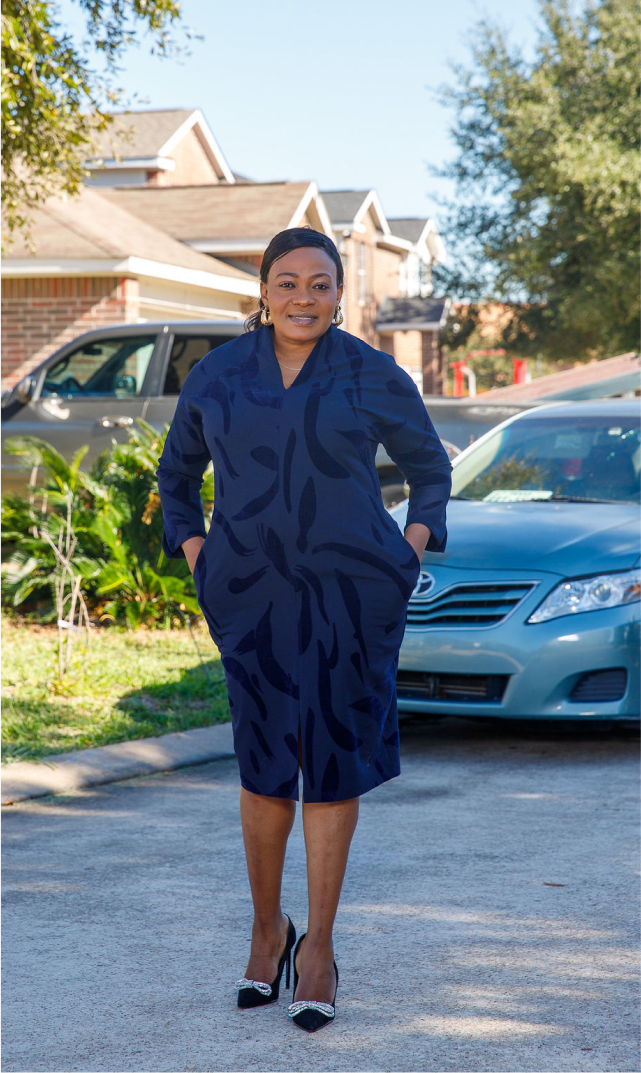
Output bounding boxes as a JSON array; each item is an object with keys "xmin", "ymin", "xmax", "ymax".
[
  {"xmin": 251, "ymin": 911, "xmax": 287, "ymax": 942},
  {"xmin": 299, "ymin": 930, "xmax": 334, "ymax": 961}
]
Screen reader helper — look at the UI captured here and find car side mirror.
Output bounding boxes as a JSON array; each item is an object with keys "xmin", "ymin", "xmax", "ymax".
[
  {"xmin": 16, "ymin": 376, "xmax": 36, "ymax": 404},
  {"xmin": 114, "ymin": 374, "xmax": 136, "ymax": 396}
]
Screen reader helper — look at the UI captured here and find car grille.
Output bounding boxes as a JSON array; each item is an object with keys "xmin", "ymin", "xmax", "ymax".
[
  {"xmin": 406, "ymin": 582, "xmax": 536, "ymax": 628},
  {"xmin": 397, "ymin": 670, "xmax": 509, "ymax": 704},
  {"xmin": 570, "ymin": 668, "xmax": 627, "ymax": 702}
]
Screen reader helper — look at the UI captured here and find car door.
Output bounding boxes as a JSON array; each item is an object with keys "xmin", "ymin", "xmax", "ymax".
[
  {"xmin": 143, "ymin": 330, "xmax": 240, "ymax": 434},
  {"xmin": 2, "ymin": 332, "xmax": 159, "ymax": 492}
]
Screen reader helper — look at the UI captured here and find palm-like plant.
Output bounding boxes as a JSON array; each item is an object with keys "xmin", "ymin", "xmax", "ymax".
[
  {"xmin": 1, "ymin": 420, "xmax": 214, "ymax": 628},
  {"xmin": 1, "ymin": 438, "xmax": 106, "ymax": 614}
]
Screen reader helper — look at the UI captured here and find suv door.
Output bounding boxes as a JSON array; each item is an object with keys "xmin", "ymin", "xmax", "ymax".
[
  {"xmin": 2, "ymin": 333, "xmax": 158, "ymax": 492},
  {"xmin": 144, "ymin": 331, "xmax": 240, "ymax": 434}
]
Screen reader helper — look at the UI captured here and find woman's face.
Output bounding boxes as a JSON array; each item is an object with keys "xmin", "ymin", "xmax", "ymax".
[{"xmin": 260, "ymin": 246, "xmax": 343, "ymax": 346}]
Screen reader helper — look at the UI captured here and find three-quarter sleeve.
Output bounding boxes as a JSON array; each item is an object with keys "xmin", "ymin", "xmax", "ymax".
[
  {"xmin": 374, "ymin": 370, "xmax": 452, "ymax": 553},
  {"xmin": 156, "ymin": 392, "xmax": 211, "ymax": 560}
]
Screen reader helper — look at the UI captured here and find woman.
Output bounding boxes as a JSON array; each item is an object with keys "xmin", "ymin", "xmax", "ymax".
[{"xmin": 156, "ymin": 228, "xmax": 451, "ymax": 1032}]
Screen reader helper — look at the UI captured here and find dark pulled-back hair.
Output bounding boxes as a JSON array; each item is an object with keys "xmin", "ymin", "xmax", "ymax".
[{"xmin": 245, "ymin": 227, "xmax": 344, "ymax": 332}]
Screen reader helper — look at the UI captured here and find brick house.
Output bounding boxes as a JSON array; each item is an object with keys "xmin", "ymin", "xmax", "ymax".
[
  {"xmin": 2, "ymin": 108, "xmax": 449, "ymax": 393},
  {"xmin": 321, "ymin": 191, "xmax": 449, "ymax": 394},
  {"xmin": 97, "ymin": 179, "xmax": 334, "ymax": 275},
  {"xmin": 1, "ymin": 187, "xmax": 259, "ymax": 387},
  {"xmin": 85, "ymin": 107, "xmax": 236, "ymax": 187},
  {"xmin": 1, "ymin": 109, "xmax": 257, "ymax": 388}
]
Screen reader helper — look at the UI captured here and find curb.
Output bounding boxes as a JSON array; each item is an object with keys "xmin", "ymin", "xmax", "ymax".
[{"xmin": 1, "ymin": 722, "xmax": 235, "ymax": 805}]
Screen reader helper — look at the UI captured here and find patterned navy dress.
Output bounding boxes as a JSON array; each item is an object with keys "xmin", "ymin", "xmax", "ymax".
[{"xmin": 157, "ymin": 325, "xmax": 451, "ymax": 802}]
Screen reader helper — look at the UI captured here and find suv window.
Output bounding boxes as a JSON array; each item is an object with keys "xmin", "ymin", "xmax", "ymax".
[
  {"xmin": 42, "ymin": 336, "xmax": 156, "ymax": 398},
  {"xmin": 163, "ymin": 335, "xmax": 231, "ymax": 394}
]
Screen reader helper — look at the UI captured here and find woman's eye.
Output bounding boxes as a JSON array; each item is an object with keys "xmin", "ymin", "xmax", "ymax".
[
  {"xmin": 314, "ymin": 283, "xmax": 329, "ymax": 290},
  {"xmin": 279, "ymin": 281, "xmax": 295, "ymax": 288}
]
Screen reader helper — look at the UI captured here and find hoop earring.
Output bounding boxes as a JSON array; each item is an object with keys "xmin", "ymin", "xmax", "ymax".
[
  {"xmin": 260, "ymin": 305, "xmax": 272, "ymax": 326},
  {"xmin": 333, "ymin": 305, "xmax": 344, "ymax": 326}
]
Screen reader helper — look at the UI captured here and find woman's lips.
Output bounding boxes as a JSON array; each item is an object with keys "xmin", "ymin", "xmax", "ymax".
[{"xmin": 288, "ymin": 314, "xmax": 317, "ymax": 325}]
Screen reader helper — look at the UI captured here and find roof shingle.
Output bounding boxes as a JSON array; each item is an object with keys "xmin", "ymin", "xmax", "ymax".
[
  {"xmin": 320, "ymin": 190, "xmax": 370, "ymax": 224},
  {"xmin": 3, "ymin": 187, "xmax": 256, "ymax": 282},
  {"xmin": 89, "ymin": 108, "xmax": 196, "ymax": 160},
  {"xmin": 387, "ymin": 218, "xmax": 428, "ymax": 243},
  {"xmin": 376, "ymin": 296, "xmax": 449, "ymax": 331},
  {"xmin": 479, "ymin": 353, "xmax": 641, "ymax": 401},
  {"xmin": 99, "ymin": 182, "xmax": 313, "ymax": 242}
]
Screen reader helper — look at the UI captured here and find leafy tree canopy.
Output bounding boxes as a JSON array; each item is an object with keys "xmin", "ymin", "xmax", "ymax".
[
  {"xmin": 433, "ymin": 0, "xmax": 640, "ymax": 360},
  {"xmin": 1, "ymin": 0, "xmax": 187, "ymax": 243}
]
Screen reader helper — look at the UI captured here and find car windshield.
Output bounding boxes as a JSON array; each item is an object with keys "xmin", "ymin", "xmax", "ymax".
[{"xmin": 451, "ymin": 414, "xmax": 641, "ymax": 504}]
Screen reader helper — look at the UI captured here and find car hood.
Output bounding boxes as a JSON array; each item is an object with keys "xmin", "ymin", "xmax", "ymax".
[{"xmin": 392, "ymin": 498, "xmax": 640, "ymax": 576}]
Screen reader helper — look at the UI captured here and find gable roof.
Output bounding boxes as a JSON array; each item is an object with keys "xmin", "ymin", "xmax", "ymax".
[
  {"xmin": 387, "ymin": 218, "xmax": 427, "ymax": 244},
  {"xmin": 2, "ymin": 187, "xmax": 258, "ymax": 296},
  {"xmin": 321, "ymin": 190, "xmax": 372, "ymax": 226},
  {"xmin": 88, "ymin": 108, "xmax": 235, "ymax": 183},
  {"xmin": 98, "ymin": 181, "xmax": 333, "ymax": 249},
  {"xmin": 321, "ymin": 189, "xmax": 389, "ymax": 234}
]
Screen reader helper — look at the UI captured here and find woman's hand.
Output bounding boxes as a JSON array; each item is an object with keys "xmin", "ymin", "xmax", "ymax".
[
  {"xmin": 182, "ymin": 535, "xmax": 205, "ymax": 574},
  {"xmin": 403, "ymin": 522, "xmax": 431, "ymax": 564}
]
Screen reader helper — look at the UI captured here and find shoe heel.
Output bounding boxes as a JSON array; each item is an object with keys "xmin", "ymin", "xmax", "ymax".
[{"xmin": 285, "ymin": 948, "xmax": 292, "ymax": 989}]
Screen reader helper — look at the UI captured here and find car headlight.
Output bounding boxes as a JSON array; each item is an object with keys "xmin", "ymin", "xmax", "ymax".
[{"xmin": 528, "ymin": 569, "xmax": 641, "ymax": 624}]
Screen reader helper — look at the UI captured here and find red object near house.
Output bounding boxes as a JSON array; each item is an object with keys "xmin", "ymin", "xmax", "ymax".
[
  {"xmin": 451, "ymin": 360, "xmax": 467, "ymax": 398},
  {"xmin": 513, "ymin": 358, "xmax": 529, "ymax": 384}
]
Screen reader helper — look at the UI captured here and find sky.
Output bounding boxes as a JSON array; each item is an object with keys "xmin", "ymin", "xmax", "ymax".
[{"xmin": 57, "ymin": 0, "xmax": 544, "ymax": 224}]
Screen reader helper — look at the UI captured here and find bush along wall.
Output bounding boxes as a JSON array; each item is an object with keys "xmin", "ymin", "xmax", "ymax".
[{"xmin": 1, "ymin": 419, "xmax": 214, "ymax": 629}]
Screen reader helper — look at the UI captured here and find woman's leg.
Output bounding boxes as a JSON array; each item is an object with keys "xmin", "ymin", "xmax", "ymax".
[
  {"xmin": 294, "ymin": 796, "xmax": 360, "ymax": 1003},
  {"xmin": 240, "ymin": 787, "xmax": 296, "ymax": 981}
]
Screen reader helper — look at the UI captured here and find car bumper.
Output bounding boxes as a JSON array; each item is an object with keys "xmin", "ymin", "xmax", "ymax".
[{"xmin": 398, "ymin": 602, "xmax": 640, "ymax": 721}]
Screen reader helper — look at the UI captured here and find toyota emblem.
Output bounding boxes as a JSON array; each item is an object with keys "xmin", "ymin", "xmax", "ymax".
[{"xmin": 412, "ymin": 571, "xmax": 436, "ymax": 599}]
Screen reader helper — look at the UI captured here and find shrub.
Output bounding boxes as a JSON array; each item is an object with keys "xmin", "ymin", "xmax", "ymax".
[{"xmin": 1, "ymin": 419, "xmax": 214, "ymax": 628}]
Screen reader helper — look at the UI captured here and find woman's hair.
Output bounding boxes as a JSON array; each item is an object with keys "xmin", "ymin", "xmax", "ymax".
[{"xmin": 245, "ymin": 227, "xmax": 344, "ymax": 332}]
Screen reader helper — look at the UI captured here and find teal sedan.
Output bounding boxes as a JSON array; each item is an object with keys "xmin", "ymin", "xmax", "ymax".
[{"xmin": 392, "ymin": 400, "xmax": 640, "ymax": 723}]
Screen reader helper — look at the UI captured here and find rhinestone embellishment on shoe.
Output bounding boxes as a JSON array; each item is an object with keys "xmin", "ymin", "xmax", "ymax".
[
  {"xmin": 235, "ymin": 978, "xmax": 272, "ymax": 996},
  {"xmin": 287, "ymin": 1000, "xmax": 335, "ymax": 1019}
]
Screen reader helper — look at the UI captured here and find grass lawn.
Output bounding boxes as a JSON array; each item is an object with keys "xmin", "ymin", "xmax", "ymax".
[{"xmin": 1, "ymin": 615, "xmax": 230, "ymax": 764}]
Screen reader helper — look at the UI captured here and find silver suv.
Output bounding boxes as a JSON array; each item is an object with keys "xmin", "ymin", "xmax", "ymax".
[{"xmin": 1, "ymin": 320, "xmax": 528, "ymax": 502}]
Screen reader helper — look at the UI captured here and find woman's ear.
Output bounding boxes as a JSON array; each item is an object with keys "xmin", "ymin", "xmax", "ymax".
[
  {"xmin": 259, "ymin": 280, "xmax": 268, "ymax": 305},
  {"xmin": 337, "ymin": 283, "xmax": 344, "ymax": 304}
]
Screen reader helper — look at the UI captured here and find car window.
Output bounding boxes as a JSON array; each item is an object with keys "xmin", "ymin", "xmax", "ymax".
[
  {"xmin": 41, "ymin": 337, "xmax": 156, "ymax": 398},
  {"xmin": 163, "ymin": 335, "xmax": 232, "ymax": 394},
  {"xmin": 452, "ymin": 416, "xmax": 641, "ymax": 503}
]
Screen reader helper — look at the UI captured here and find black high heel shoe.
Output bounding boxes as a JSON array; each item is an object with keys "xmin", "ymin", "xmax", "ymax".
[
  {"xmin": 287, "ymin": 932, "xmax": 339, "ymax": 1032},
  {"xmin": 235, "ymin": 915, "xmax": 296, "ymax": 1008}
]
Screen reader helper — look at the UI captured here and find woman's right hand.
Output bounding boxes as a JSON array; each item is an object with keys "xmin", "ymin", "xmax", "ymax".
[{"xmin": 181, "ymin": 535, "xmax": 205, "ymax": 575}]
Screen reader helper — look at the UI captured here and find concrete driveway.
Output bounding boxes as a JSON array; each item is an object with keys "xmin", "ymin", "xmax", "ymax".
[{"xmin": 2, "ymin": 717, "xmax": 639, "ymax": 1073}]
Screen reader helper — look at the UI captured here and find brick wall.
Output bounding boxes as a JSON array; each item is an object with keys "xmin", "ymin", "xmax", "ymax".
[
  {"xmin": 422, "ymin": 331, "xmax": 444, "ymax": 394},
  {"xmin": 1, "ymin": 276, "xmax": 140, "ymax": 388}
]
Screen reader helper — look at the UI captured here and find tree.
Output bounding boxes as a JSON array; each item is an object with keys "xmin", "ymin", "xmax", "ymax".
[
  {"xmin": 1, "ymin": 0, "xmax": 186, "ymax": 243},
  {"xmin": 433, "ymin": 0, "xmax": 641, "ymax": 360}
]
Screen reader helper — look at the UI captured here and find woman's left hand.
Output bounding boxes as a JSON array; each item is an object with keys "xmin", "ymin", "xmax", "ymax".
[{"xmin": 404, "ymin": 522, "xmax": 431, "ymax": 563}]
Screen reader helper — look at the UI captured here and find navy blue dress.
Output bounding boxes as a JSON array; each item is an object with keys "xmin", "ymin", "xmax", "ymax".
[{"xmin": 157, "ymin": 325, "xmax": 451, "ymax": 802}]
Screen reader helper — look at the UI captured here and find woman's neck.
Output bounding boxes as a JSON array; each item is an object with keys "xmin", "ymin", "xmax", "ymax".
[{"xmin": 272, "ymin": 330, "xmax": 318, "ymax": 368}]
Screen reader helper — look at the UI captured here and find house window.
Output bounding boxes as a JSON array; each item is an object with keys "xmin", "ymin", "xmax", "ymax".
[{"xmin": 357, "ymin": 243, "xmax": 367, "ymax": 307}]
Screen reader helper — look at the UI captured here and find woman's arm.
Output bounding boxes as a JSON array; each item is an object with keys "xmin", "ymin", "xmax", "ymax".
[
  {"xmin": 182, "ymin": 534, "xmax": 205, "ymax": 574},
  {"xmin": 403, "ymin": 521, "xmax": 432, "ymax": 562},
  {"xmin": 375, "ymin": 369, "xmax": 452, "ymax": 553},
  {"xmin": 156, "ymin": 388, "xmax": 212, "ymax": 561}
]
